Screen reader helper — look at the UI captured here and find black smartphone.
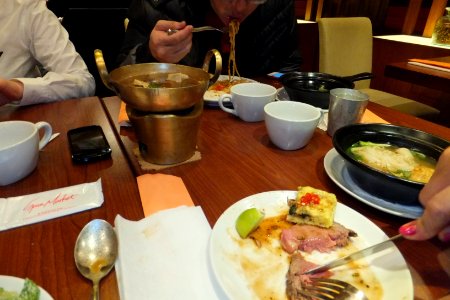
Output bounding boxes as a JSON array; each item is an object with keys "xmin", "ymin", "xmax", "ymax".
[
  {"xmin": 67, "ymin": 125, "xmax": 112, "ymax": 163},
  {"xmin": 267, "ymin": 72, "xmax": 284, "ymax": 79}
]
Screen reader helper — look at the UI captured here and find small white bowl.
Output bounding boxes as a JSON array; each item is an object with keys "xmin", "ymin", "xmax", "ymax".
[{"xmin": 264, "ymin": 101, "xmax": 321, "ymax": 150}]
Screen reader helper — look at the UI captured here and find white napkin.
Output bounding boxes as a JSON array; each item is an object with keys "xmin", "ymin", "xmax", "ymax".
[
  {"xmin": 318, "ymin": 111, "xmax": 329, "ymax": 131},
  {"xmin": 114, "ymin": 206, "xmax": 221, "ymax": 300}
]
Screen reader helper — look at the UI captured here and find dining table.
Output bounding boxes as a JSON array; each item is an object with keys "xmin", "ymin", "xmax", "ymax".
[
  {"xmin": 0, "ymin": 97, "xmax": 144, "ymax": 299},
  {"xmin": 0, "ymin": 85, "xmax": 449, "ymax": 299},
  {"xmin": 101, "ymin": 85, "xmax": 450, "ymax": 299}
]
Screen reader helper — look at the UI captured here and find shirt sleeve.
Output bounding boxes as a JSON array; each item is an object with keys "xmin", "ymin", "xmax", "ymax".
[{"xmin": 16, "ymin": 1, "xmax": 95, "ymax": 106}]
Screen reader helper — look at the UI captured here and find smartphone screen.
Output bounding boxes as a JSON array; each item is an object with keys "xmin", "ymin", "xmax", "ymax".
[
  {"xmin": 267, "ymin": 72, "xmax": 284, "ymax": 79},
  {"xmin": 67, "ymin": 125, "xmax": 112, "ymax": 163}
]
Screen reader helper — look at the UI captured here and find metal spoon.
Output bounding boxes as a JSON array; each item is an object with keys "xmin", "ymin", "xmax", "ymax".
[
  {"xmin": 74, "ymin": 219, "xmax": 118, "ymax": 300},
  {"xmin": 167, "ymin": 26, "xmax": 226, "ymax": 35}
]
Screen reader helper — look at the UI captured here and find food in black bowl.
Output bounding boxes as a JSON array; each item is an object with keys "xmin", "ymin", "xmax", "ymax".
[
  {"xmin": 332, "ymin": 123, "xmax": 450, "ymax": 205},
  {"xmin": 279, "ymin": 72, "xmax": 373, "ymax": 109}
]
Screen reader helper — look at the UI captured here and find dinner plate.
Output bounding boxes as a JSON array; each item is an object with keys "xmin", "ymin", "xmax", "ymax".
[
  {"xmin": 0, "ymin": 275, "xmax": 53, "ymax": 299},
  {"xmin": 324, "ymin": 148, "xmax": 424, "ymax": 219},
  {"xmin": 209, "ymin": 190, "xmax": 413, "ymax": 300},
  {"xmin": 203, "ymin": 75, "xmax": 256, "ymax": 106}
]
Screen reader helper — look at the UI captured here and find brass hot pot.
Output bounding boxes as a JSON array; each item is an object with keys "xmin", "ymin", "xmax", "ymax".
[
  {"xmin": 94, "ymin": 49, "xmax": 222, "ymax": 112},
  {"xmin": 126, "ymin": 102, "xmax": 204, "ymax": 165}
]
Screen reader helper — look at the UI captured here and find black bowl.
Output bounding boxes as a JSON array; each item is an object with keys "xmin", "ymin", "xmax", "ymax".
[
  {"xmin": 332, "ymin": 123, "xmax": 450, "ymax": 205},
  {"xmin": 279, "ymin": 72, "xmax": 354, "ymax": 109},
  {"xmin": 280, "ymin": 72, "xmax": 373, "ymax": 110}
]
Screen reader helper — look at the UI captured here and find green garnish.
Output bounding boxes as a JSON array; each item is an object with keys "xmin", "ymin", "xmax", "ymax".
[{"xmin": 0, "ymin": 279, "xmax": 40, "ymax": 300}]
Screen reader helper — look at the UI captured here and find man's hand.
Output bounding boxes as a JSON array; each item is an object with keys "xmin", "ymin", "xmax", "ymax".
[{"xmin": 149, "ymin": 20, "xmax": 193, "ymax": 63}]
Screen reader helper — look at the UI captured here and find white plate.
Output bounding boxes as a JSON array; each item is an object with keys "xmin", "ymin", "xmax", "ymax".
[
  {"xmin": 209, "ymin": 190, "xmax": 413, "ymax": 300},
  {"xmin": 324, "ymin": 148, "xmax": 424, "ymax": 219},
  {"xmin": 203, "ymin": 75, "xmax": 256, "ymax": 106},
  {"xmin": 0, "ymin": 275, "xmax": 53, "ymax": 299}
]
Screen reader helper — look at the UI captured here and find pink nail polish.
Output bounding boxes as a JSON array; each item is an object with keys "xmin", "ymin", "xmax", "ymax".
[
  {"xmin": 399, "ymin": 223, "xmax": 417, "ymax": 236},
  {"xmin": 442, "ymin": 232, "xmax": 450, "ymax": 242}
]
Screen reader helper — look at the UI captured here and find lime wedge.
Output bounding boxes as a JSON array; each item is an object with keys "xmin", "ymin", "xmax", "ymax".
[{"xmin": 235, "ymin": 208, "xmax": 265, "ymax": 238}]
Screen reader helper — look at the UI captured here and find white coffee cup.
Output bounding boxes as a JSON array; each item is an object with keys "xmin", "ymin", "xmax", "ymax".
[
  {"xmin": 218, "ymin": 82, "xmax": 277, "ymax": 122},
  {"xmin": 0, "ymin": 121, "xmax": 53, "ymax": 186},
  {"xmin": 264, "ymin": 101, "xmax": 321, "ymax": 150}
]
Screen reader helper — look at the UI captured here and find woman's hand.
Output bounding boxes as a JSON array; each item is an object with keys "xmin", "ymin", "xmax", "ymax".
[
  {"xmin": 0, "ymin": 78, "xmax": 24, "ymax": 105},
  {"xmin": 400, "ymin": 147, "xmax": 450, "ymax": 242},
  {"xmin": 149, "ymin": 20, "xmax": 193, "ymax": 63}
]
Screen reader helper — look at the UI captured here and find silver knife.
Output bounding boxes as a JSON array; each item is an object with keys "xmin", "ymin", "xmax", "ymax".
[{"xmin": 302, "ymin": 234, "xmax": 403, "ymax": 275}]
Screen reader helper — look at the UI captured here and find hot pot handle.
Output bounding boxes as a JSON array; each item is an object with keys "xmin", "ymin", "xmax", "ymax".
[
  {"xmin": 94, "ymin": 49, "xmax": 116, "ymax": 92},
  {"xmin": 202, "ymin": 49, "xmax": 222, "ymax": 87}
]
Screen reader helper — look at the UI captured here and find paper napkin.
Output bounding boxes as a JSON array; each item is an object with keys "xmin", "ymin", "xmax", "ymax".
[
  {"xmin": 360, "ymin": 109, "xmax": 388, "ymax": 124},
  {"xmin": 118, "ymin": 101, "xmax": 131, "ymax": 127},
  {"xmin": 137, "ymin": 173, "xmax": 194, "ymax": 217},
  {"xmin": 0, "ymin": 179, "xmax": 103, "ymax": 231},
  {"xmin": 114, "ymin": 207, "xmax": 220, "ymax": 300}
]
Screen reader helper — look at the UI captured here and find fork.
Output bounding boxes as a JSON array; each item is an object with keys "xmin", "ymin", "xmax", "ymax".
[
  {"xmin": 299, "ymin": 278, "xmax": 368, "ymax": 300},
  {"xmin": 167, "ymin": 26, "xmax": 226, "ymax": 35}
]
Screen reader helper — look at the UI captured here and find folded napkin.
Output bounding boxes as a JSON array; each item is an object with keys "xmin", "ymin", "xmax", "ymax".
[
  {"xmin": 114, "ymin": 206, "xmax": 220, "ymax": 300},
  {"xmin": 360, "ymin": 109, "xmax": 389, "ymax": 124},
  {"xmin": 408, "ymin": 58, "xmax": 450, "ymax": 73},
  {"xmin": 118, "ymin": 101, "xmax": 131, "ymax": 127},
  {"xmin": 137, "ymin": 173, "xmax": 194, "ymax": 217}
]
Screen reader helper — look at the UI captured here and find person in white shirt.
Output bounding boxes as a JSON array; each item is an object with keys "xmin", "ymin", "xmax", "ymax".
[{"xmin": 0, "ymin": 0, "xmax": 95, "ymax": 106}]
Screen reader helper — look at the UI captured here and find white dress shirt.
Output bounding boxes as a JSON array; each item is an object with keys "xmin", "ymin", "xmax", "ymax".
[{"xmin": 0, "ymin": 0, "xmax": 95, "ymax": 105}]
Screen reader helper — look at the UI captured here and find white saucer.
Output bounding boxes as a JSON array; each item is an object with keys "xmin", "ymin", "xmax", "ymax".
[{"xmin": 324, "ymin": 148, "xmax": 423, "ymax": 219}]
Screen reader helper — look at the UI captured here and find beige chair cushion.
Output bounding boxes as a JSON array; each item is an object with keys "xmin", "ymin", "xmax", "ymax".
[
  {"xmin": 360, "ymin": 88, "xmax": 440, "ymax": 117},
  {"xmin": 317, "ymin": 17, "xmax": 439, "ymax": 117}
]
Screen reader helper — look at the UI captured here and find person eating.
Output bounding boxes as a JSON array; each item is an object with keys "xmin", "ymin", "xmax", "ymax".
[{"xmin": 117, "ymin": 0, "xmax": 302, "ymax": 77}]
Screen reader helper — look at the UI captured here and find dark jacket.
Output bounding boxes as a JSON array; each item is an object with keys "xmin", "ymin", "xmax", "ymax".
[{"xmin": 117, "ymin": 0, "xmax": 302, "ymax": 77}]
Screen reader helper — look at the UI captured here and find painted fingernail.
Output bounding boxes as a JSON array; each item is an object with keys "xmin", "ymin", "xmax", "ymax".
[
  {"xmin": 442, "ymin": 231, "xmax": 450, "ymax": 242},
  {"xmin": 399, "ymin": 223, "xmax": 417, "ymax": 236}
]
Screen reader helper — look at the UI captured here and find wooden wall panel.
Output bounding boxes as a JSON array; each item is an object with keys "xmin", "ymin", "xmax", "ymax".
[{"xmin": 372, "ymin": 37, "xmax": 450, "ymax": 126}]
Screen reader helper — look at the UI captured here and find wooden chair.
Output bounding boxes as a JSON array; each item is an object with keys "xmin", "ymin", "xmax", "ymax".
[{"xmin": 317, "ymin": 17, "xmax": 440, "ymax": 117}]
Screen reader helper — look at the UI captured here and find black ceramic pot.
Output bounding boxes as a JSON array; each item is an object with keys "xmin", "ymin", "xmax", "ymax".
[
  {"xmin": 332, "ymin": 123, "xmax": 450, "ymax": 205},
  {"xmin": 280, "ymin": 72, "xmax": 373, "ymax": 109}
]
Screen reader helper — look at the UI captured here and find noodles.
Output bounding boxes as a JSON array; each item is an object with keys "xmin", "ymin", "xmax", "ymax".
[{"xmin": 228, "ymin": 19, "xmax": 241, "ymax": 82}]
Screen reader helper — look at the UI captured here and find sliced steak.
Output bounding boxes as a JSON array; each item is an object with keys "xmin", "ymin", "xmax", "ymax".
[
  {"xmin": 281, "ymin": 222, "xmax": 357, "ymax": 254},
  {"xmin": 286, "ymin": 252, "xmax": 332, "ymax": 300}
]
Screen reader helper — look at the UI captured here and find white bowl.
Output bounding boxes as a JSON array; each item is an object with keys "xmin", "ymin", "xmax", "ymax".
[{"xmin": 264, "ymin": 101, "xmax": 321, "ymax": 150}]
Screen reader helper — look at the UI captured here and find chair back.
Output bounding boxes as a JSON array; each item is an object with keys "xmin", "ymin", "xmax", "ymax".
[{"xmin": 318, "ymin": 17, "xmax": 373, "ymax": 89}]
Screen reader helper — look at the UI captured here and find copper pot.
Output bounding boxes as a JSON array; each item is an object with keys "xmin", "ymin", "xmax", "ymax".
[{"xmin": 94, "ymin": 49, "xmax": 222, "ymax": 112}]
